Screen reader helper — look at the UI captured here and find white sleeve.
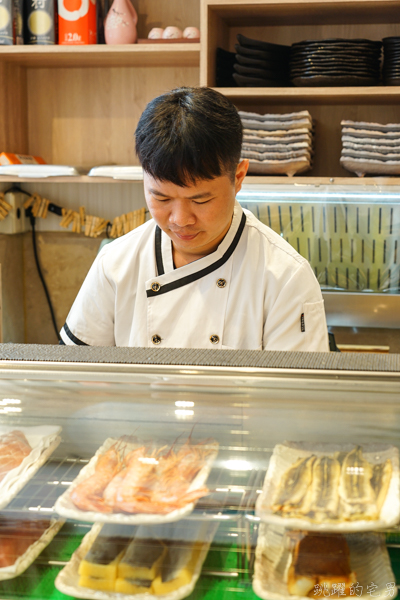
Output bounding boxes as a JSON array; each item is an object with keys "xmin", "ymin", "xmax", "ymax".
[
  {"xmin": 60, "ymin": 251, "xmax": 115, "ymax": 346},
  {"xmin": 263, "ymin": 261, "xmax": 329, "ymax": 352}
]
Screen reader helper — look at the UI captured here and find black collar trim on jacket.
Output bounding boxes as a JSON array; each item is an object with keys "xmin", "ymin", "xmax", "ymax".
[
  {"xmin": 147, "ymin": 212, "xmax": 246, "ymax": 298},
  {"xmin": 62, "ymin": 322, "xmax": 89, "ymax": 346},
  {"xmin": 155, "ymin": 226, "xmax": 164, "ymax": 276}
]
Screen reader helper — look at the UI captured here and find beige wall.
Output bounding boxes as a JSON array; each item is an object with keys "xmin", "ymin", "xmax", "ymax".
[
  {"xmin": 1, "ymin": 231, "xmax": 100, "ymax": 344},
  {"xmin": 0, "ymin": 234, "xmax": 25, "ymax": 343},
  {"xmin": 23, "ymin": 232, "xmax": 100, "ymax": 344}
]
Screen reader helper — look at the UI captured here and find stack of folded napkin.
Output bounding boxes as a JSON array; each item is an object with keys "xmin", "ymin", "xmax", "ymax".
[
  {"xmin": 340, "ymin": 119, "xmax": 400, "ymax": 176},
  {"xmin": 239, "ymin": 110, "xmax": 314, "ymax": 176}
]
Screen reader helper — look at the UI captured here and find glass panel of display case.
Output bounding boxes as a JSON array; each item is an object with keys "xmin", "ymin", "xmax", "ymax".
[{"xmin": 238, "ymin": 184, "xmax": 400, "ymax": 294}]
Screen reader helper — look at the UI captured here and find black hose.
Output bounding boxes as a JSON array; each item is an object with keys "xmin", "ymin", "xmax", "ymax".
[{"xmin": 28, "ymin": 209, "xmax": 61, "ymax": 342}]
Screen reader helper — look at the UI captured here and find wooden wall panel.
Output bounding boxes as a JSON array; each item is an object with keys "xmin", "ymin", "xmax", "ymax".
[
  {"xmin": 133, "ymin": 0, "xmax": 200, "ymax": 38},
  {"xmin": 228, "ymin": 22, "xmax": 400, "ymax": 48},
  {"xmin": 0, "ymin": 234, "xmax": 25, "ymax": 343},
  {"xmin": 19, "ymin": 181, "xmax": 147, "ymax": 232},
  {"xmin": 27, "ymin": 66, "xmax": 199, "ymax": 165},
  {"xmin": 0, "ymin": 63, "xmax": 28, "ymax": 154}
]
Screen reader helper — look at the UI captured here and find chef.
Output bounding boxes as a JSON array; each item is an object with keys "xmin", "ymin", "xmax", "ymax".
[{"xmin": 60, "ymin": 87, "xmax": 329, "ymax": 352}]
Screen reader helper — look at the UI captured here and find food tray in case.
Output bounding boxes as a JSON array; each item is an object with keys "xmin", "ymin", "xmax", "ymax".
[
  {"xmin": 55, "ymin": 520, "xmax": 218, "ymax": 600},
  {"xmin": 0, "ymin": 518, "xmax": 64, "ymax": 581},
  {"xmin": 0, "ymin": 425, "xmax": 62, "ymax": 510},
  {"xmin": 253, "ymin": 522, "xmax": 397, "ymax": 600},
  {"xmin": 55, "ymin": 437, "xmax": 219, "ymax": 524},
  {"xmin": 256, "ymin": 442, "xmax": 400, "ymax": 532}
]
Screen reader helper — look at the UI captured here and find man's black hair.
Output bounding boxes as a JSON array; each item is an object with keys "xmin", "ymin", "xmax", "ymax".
[{"xmin": 135, "ymin": 87, "xmax": 243, "ymax": 187}]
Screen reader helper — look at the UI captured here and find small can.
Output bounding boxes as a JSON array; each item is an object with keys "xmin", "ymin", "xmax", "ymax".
[
  {"xmin": 25, "ymin": 0, "xmax": 56, "ymax": 44},
  {"xmin": 13, "ymin": 0, "xmax": 24, "ymax": 43},
  {"xmin": 0, "ymin": 0, "xmax": 13, "ymax": 45},
  {"xmin": 96, "ymin": 0, "xmax": 107, "ymax": 43},
  {"xmin": 58, "ymin": 0, "xmax": 96, "ymax": 45}
]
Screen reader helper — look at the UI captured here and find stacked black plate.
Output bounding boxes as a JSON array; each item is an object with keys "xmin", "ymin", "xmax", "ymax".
[
  {"xmin": 340, "ymin": 119, "xmax": 400, "ymax": 176},
  {"xmin": 233, "ymin": 34, "xmax": 291, "ymax": 87},
  {"xmin": 290, "ymin": 39, "xmax": 382, "ymax": 87},
  {"xmin": 383, "ymin": 37, "xmax": 400, "ymax": 85},
  {"xmin": 215, "ymin": 47, "xmax": 237, "ymax": 87}
]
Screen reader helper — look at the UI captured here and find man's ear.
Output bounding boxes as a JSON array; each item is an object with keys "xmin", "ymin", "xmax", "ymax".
[{"xmin": 235, "ymin": 159, "xmax": 249, "ymax": 195}]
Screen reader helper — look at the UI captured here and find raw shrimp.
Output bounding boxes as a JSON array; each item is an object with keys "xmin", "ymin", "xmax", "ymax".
[
  {"xmin": 113, "ymin": 447, "xmax": 161, "ymax": 513},
  {"xmin": 126, "ymin": 486, "xmax": 210, "ymax": 514},
  {"xmin": 70, "ymin": 443, "xmax": 122, "ymax": 513},
  {"xmin": 0, "ymin": 431, "xmax": 32, "ymax": 482},
  {"xmin": 103, "ymin": 445, "xmax": 146, "ymax": 507},
  {"xmin": 115, "ymin": 438, "xmax": 215, "ymax": 514}
]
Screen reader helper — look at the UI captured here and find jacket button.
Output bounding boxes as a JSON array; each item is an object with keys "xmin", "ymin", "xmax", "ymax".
[
  {"xmin": 210, "ymin": 335, "xmax": 219, "ymax": 345},
  {"xmin": 152, "ymin": 335, "xmax": 161, "ymax": 345},
  {"xmin": 216, "ymin": 278, "xmax": 227, "ymax": 288},
  {"xmin": 151, "ymin": 282, "xmax": 161, "ymax": 292}
]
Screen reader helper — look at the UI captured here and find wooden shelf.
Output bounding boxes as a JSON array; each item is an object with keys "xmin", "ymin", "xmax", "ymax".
[
  {"xmin": 2, "ymin": 175, "xmax": 400, "ymax": 186},
  {"xmin": 0, "ymin": 175, "xmax": 142, "ymax": 183},
  {"xmin": 205, "ymin": 0, "xmax": 400, "ymax": 26},
  {"xmin": 243, "ymin": 176, "xmax": 400, "ymax": 186},
  {"xmin": 214, "ymin": 87, "xmax": 400, "ymax": 105},
  {"xmin": 0, "ymin": 44, "xmax": 200, "ymax": 68}
]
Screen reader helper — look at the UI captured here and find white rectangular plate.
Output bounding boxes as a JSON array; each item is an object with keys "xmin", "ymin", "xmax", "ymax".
[
  {"xmin": 55, "ymin": 437, "xmax": 218, "ymax": 524},
  {"xmin": 0, "ymin": 518, "xmax": 64, "ymax": 581},
  {"xmin": 55, "ymin": 521, "xmax": 217, "ymax": 600},
  {"xmin": 256, "ymin": 442, "xmax": 400, "ymax": 532},
  {"xmin": 0, "ymin": 425, "xmax": 62, "ymax": 510},
  {"xmin": 0, "ymin": 165, "xmax": 86, "ymax": 177},
  {"xmin": 253, "ymin": 522, "xmax": 397, "ymax": 600},
  {"xmin": 88, "ymin": 166, "xmax": 144, "ymax": 180}
]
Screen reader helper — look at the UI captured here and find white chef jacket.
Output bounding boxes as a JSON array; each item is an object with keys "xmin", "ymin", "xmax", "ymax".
[{"xmin": 60, "ymin": 200, "xmax": 329, "ymax": 351}]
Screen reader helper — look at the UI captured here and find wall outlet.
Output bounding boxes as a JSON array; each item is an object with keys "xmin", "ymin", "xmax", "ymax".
[{"xmin": 0, "ymin": 190, "xmax": 30, "ymax": 234}]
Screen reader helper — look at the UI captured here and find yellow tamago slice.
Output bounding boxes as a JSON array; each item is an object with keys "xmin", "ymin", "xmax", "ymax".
[
  {"xmin": 151, "ymin": 568, "xmax": 193, "ymax": 595},
  {"xmin": 78, "ymin": 552, "xmax": 123, "ymax": 580},
  {"xmin": 78, "ymin": 575, "xmax": 116, "ymax": 592},
  {"xmin": 115, "ymin": 578, "xmax": 153, "ymax": 594},
  {"xmin": 117, "ymin": 540, "xmax": 166, "ymax": 581},
  {"xmin": 151, "ymin": 544, "xmax": 203, "ymax": 596}
]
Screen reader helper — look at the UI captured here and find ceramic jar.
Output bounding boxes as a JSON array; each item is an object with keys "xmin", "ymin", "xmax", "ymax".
[{"xmin": 104, "ymin": 0, "xmax": 137, "ymax": 44}]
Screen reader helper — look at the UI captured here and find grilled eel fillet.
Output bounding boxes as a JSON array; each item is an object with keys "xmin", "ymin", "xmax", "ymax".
[
  {"xmin": 271, "ymin": 455, "xmax": 316, "ymax": 513},
  {"xmin": 299, "ymin": 455, "xmax": 341, "ymax": 520},
  {"xmin": 371, "ymin": 458, "xmax": 393, "ymax": 513},
  {"xmin": 339, "ymin": 446, "xmax": 378, "ymax": 520}
]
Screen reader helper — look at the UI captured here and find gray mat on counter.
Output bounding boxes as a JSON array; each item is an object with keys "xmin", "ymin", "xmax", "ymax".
[{"xmin": 0, "ymin": 343, "xmax": 399, "ymax": 372}]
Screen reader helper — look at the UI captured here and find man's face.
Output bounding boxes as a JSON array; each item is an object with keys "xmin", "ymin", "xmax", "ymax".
[{"xmin": 143, "ymin": 160, "xmax": 248, "ymax": 264}]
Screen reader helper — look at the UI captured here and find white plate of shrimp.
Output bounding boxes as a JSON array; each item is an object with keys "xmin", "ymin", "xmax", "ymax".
[
  {"xmin": 0, "ymin": 425, "xmax": 62, "ymax": 510},
  {"xmin": 54, "ymin": 436, "xmax": 219, "ymax": 524}
]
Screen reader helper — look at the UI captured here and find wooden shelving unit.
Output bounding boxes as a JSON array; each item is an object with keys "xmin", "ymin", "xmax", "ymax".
[
  {"xmin": 0, "ymin": 0, "xmax": 201, "ymax": 168},
  {"xmin": 201, "ymin": 0, "xmax": 400, "ymax": 178},
  {"xmin": 214, "ymin": 86, "xmax": 400, "ymax": 105}
]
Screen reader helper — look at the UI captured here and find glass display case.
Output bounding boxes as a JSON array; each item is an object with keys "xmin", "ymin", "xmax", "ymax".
[{"xmin": 0, "ymin": 345, "xmax": 399, "ymax": 600}]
